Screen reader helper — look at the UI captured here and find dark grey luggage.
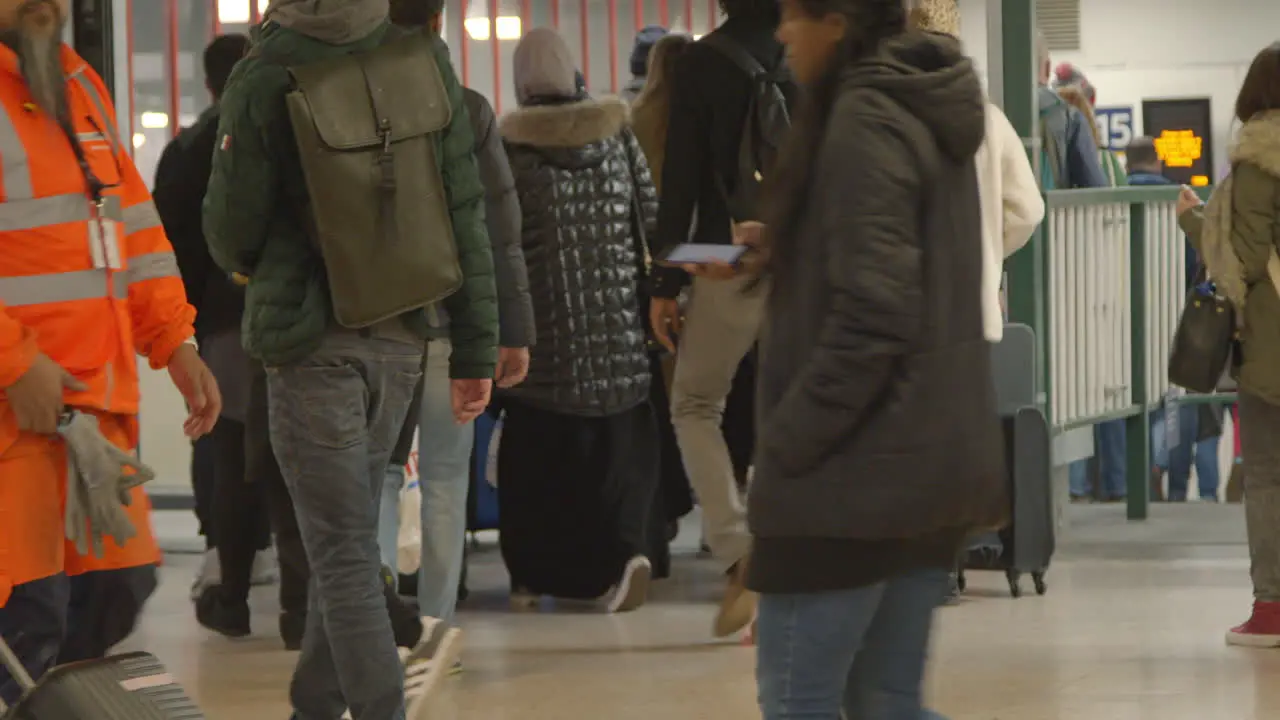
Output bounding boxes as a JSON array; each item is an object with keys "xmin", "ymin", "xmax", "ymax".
[
  {"xmin": 956, "ymin": 324, "xmax": 1055, "ymax": 598},
  {"xmin": 0, "ymin": 636, "xmax": 203, "ymax": 719}
]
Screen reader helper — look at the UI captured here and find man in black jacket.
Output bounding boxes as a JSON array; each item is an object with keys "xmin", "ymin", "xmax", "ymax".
[
  {"xmin": 152, "ymin": 34, "xmax": 312, "ymax": 649},
  {"xmin": 648, "ymin": 0, "xmax": 795, "ymax": 638},
  {"xmin": 381, "ymin": 0, "xmax": 537, "ymax": 683}
]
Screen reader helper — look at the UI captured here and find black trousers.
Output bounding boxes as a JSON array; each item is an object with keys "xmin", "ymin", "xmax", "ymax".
[
  {"xmin": 498, "ymin": 400, "xmax": 659, "ymax": 599},
  {"xmin": 192, "ymin": 434, "xmax": 216, "ymax": 548},
  {"xmin": 235, "ymin": 364, "xmax": 310, "ymax": 617}
]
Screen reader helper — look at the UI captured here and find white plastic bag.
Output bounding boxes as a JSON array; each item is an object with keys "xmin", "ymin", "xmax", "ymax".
[{"xmin": 396, "ymin": 430, "xmax": 422, "ymax": 575}]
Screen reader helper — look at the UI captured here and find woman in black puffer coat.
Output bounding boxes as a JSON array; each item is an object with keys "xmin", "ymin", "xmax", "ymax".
[{"xmin": 497, "ymin": 27, "xmax": 660, "ymax": 612}]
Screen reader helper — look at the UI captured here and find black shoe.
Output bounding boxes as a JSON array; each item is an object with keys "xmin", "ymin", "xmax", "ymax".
[
  {"xmin": 280, "ymin": 611, "xmax": 305, "ymax": 651},
  {"xmin": 382, "ymin": 565, "xmax": 423, "ymax": 649},
  {"xmin": 398, "ymin": 571, "xmax": 419, "ymax": 598},
  {"xmin": 195, "ymin": 585, "xmax": 250, "ymax": 639}
]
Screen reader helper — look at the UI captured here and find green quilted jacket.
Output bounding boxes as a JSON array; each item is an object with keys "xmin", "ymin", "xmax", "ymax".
[{"xmin": 202, "ymin": 21, "xmax": 498, "ymax": 378}]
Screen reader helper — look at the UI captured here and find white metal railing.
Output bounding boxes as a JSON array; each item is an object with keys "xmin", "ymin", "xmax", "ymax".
[
  {"xmin": 1045, "ymin": 202, "xmax": 1132, "ymax": 428},
  {"xmin": 1142, "ymin": 199, "xmax": 1187, "ymax": 406}
]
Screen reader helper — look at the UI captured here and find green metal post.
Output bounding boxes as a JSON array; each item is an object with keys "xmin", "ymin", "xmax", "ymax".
[
  {"xmin": 1003, "ymin": 0, "xmax": 1042, "ymax": 363},
  {"xmin": 1126, "ymin": 203, "xmax": 1151, "ymax": 520}
]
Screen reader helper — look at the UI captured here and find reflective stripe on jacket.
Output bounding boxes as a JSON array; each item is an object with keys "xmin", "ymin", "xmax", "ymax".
[{"xmin": 0, "ymin": 44, "xmax": 196, "ymax": 455}]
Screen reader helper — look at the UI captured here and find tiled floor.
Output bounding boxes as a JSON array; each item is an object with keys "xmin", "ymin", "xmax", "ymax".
[{"xmin": 122, "ymin": 505, "xmax": 1280, "ymax": 720}]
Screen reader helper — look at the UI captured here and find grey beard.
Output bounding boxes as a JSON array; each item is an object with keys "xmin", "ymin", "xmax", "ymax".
[{"xmin": 17, "ymin": 13, "xmax": 69, "ymax": 127}]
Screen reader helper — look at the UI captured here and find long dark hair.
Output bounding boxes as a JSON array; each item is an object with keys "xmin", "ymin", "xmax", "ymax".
[
  {"xmin": 1236, "ymin": 42, "xmax": 1280, "ymax": 124},
  {"xmin": 755, "ymin": 0, "xmax": 907, "ymax": 284}
]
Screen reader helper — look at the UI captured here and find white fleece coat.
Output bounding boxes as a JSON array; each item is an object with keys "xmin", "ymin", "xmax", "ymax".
[{"xmin": 974, "ymin": 102, "xmax": 1045, "ymax": 341}]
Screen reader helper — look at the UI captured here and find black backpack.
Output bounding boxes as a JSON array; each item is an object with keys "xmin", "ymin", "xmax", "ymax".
[{"xmin": 701, "ymin": 33, "xmax": 792, "ymax": 222}]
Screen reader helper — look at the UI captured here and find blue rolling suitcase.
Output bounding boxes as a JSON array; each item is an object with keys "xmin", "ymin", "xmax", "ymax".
[
  {"xmin": 467, "ymin": 407, "xmax": 502, "ymax": 533},
  {"xmin": 459, "ymin": 406, "xmax": 502, "ymax": 604}
]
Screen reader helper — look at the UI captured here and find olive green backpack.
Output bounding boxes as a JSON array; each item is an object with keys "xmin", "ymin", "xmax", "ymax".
[{"xmin": 281, "ymin": 29, "xmax": 463, "ymax": 329}]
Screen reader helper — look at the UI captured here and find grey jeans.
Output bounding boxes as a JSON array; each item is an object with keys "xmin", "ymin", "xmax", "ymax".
[
  {"xmin": 267, "ymin": 330, "xmax": 424, "ymax": 720},
  {"xmin": 671, "ymin": 275, "xmax": 765, "ymax": 571},
  {"xmin": 1240, "ymin": 391, "xmax": 1280, "ymax": 602}
]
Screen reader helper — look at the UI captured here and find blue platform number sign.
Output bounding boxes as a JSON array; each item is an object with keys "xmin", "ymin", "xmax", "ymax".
[{"xmin": 1094, "ymin": 106, "xmax": 1135, "ymax": 151}]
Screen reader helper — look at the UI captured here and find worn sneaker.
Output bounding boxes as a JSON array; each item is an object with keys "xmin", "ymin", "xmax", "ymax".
[
  {"xmin": 405, "ymin": 619, "xmax": 464, "ymax": 719},
  {"xmin": 1227, "ymin": 601, "xmax": 1280, "ymax": 647},
  {"xmin": 605, "ymin": 555, "xmax": 652, "ymax": 613},
  {"xmin": 190, "ymin": 549, "xmax": 220, "ymax": 601},
  {"xmin": 713, "ymin": 559, "xmax": 758, "ymax": 638},
  {"xmin": 251, "ymin": 547, "xmax": 279, "ymax": 586}
]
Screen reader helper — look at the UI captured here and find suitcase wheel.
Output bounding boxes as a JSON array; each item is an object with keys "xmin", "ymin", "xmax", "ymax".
[
  {"xmin": 1032, "ymin": 571, "xmax": 1047, "ymax": 596},
  {"xmin": 1006, "ymin": 569, "xmax": 1022, "ymax": 598}
]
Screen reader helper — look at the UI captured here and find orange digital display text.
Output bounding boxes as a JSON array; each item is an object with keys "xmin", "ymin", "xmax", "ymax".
[{"xmin": 1153, "ymin": 129, "xmax": 1203, "ymax": 168}]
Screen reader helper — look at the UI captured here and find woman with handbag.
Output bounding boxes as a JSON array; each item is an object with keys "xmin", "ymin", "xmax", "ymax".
[{"xmin": 1177, "ymin": 42, "xmax": 1280, "ymax": 647}]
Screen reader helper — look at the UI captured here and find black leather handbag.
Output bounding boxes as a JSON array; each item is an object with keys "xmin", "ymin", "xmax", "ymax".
[{"xmin": 1168, "ymin": 270, "xmax": 1237, "ymax": 394}]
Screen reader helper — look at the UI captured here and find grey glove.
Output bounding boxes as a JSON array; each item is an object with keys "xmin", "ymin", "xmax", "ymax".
[{"xmin": 58, "ymin": 412, "xmax": 155, "ymax": 557}]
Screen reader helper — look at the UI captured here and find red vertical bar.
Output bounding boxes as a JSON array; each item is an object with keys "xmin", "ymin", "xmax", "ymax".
[
  {"xmin": 633, "ymin": 0, "xmax": 643, "ymax": 30},
  {"xmin": 127, "ymin": 0, "xmax": 136, "ymax": 156},
  {"xmin": 608, "ymin": 0, "xmax": 619, "ymax": 93},
  {"xmin": 489, "ymin": 0, "xmax": 501, "ymax": 115},
  {"xmin": 521, "ymin": 0, "xmax": 531, "ymax": 30},
  {"xmin": 459, "ymin": 0, "xmax": 471, "ymax": 87},
  {"xmin": 165, "ymin": 0, "xmax": 180, "ymax": 139},
  {"xmin": 683, "ymin": 0, "xmax": 692, "ymax": 33},
  {"xmin": 658, "ymin": 0, "xmax": 669, "ymax": 26},
  {"xmin": 579, "ymin": 0, "xmax": 589, "ymax": 89},
  {"xmin": 250, "ymin": 0, "xmax": 261, "ymax": 23},
  {"xmin": 551, "ymin": 0, "xmax": 560, "ymax": 28},
  {"xmin": 706, "ymin": 0, "xmax": 716, "ymax": 33},
  {"xmin": 212, "ymin": 0, "xmax": 222, "ymax": 37}
]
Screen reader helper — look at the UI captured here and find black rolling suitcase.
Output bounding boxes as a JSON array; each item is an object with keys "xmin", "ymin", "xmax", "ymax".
[
  {"xmin": 0, "ymin": 636, "xmax": 204, "ymax": 719},
  {"xmin": 955, "ymin": 324, "xmax": 1055, "ymax": 598}
]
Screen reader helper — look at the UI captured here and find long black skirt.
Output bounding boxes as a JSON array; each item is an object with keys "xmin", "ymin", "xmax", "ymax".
[{"xmin": 498, "ymin": 399, "xmax": 660, "ymax": 600}]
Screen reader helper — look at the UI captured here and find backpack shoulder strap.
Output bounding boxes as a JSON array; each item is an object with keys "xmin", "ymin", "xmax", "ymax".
[{"xmin": 700, "ymin": 33, "xmax": 767, "ymax": 78}]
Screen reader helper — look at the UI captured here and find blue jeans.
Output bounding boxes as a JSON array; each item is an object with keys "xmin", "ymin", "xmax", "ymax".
[
  {"xmin": 756, "ymin": 568, "xmax": 951, "ymax": 720},
  {"xmin": 1150, "ymin": 408, "xmax": 1169, "ymax": 471},
  {"xmin": 267, "ymin": 330, "xmax": 423, "ymax": 720},
  {"xmin": 1168, "ymin": 404, "xmax": 1221, "ymax": 501},
  {"xmin": 378, "ymin": 340, "xmax": 474, "ymax": 626},
  {"xmin": 1069, "ymin": 419, "xmax": 1127, "ymax": 499}
]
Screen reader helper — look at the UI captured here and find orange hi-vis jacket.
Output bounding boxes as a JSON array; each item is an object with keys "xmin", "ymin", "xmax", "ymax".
[{"xmin": 0, "ymin": 44, "xmax": 196, "ymax": 605}]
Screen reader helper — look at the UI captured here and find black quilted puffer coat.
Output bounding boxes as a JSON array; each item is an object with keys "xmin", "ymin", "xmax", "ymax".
[{"xmin": 500, "ymin": 95, "xmax": 657, "ymax": 416}]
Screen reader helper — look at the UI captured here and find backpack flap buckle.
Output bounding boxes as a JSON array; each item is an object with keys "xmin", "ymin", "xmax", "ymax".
[{"xmin": 376, "ymin": 118, "xmax": 396, "ymax": 195}]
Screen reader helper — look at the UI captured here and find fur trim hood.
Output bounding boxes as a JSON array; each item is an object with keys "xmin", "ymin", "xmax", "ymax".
[
  {"xmin": 1200, "ymin": 110, "xmax": 1280, "ymax": 323},
  {"xmin": 500, "ymin": 96, "xmax": 630, "ymax": 149},
  {"xmin": 1232, "ymin": 110, "xmax": 1280, "ymax": 175}
]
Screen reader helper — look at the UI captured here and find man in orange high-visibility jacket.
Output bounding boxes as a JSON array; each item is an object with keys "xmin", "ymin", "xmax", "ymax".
[{"xmin": 0, "ymin": 0, "xmax": 221, "ymax": 702}]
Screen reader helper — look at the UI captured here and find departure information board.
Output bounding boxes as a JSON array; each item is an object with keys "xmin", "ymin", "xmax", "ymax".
[{"xmin": 1142, "ymin": 98, "xmax": 1214, "ymax": 186}]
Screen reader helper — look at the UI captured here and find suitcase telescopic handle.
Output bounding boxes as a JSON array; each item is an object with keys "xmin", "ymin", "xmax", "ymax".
[{"xmin": 0, "ymin": 632, "xmax": 38, "ymax": 712}]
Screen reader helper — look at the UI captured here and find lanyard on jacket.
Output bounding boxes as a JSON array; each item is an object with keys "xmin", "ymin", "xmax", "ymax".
[
  {"xmin": 57, "ymin": 115, "xmax": 115, "ymax": 205},
  {"xmin": 56, "ymin": 115, "xmax": 125, "ymax": 270}
]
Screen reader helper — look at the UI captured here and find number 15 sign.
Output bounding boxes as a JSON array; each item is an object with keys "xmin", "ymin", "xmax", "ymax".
[{"xmin": 1094, "ymin": 106, "xmax": 1135, "ymax": 151}]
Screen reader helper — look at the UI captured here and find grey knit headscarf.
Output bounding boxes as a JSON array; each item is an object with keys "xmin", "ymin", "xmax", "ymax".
[
  {"xmin": 512, "ymin": 28, "xmax": 578, "ymax": 106},
  {"xmin": 264, "ymin": 0, "xmax": 389, "ymax": 44}
]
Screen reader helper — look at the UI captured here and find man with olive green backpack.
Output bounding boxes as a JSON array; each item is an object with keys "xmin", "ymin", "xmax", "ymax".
[{"xmin": 203, "ymin": 1, "xmax": 498, "ymax": 717}]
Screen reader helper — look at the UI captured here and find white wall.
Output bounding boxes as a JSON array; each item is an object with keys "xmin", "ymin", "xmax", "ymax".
[
  {"xmin": 138, "ymin": 361, "xmax": 192, "ymax": 493},
  {"xmin": 959, "ymin": 0, "xmax": 1280, "ymax": 172}
]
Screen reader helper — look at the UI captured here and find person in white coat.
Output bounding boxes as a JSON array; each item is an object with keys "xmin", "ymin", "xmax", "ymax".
[{"xmin": 907, "ymin": 0, "xmax": 1044, "ymax": 341}]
